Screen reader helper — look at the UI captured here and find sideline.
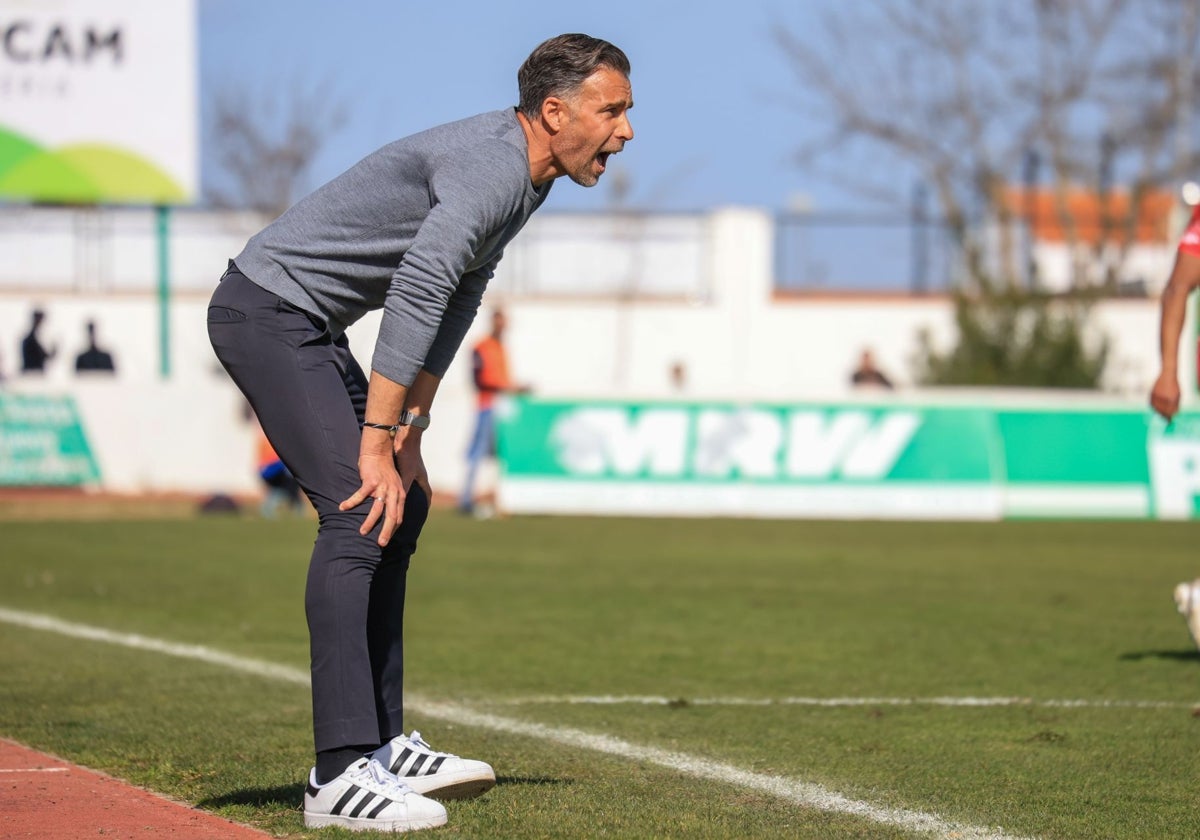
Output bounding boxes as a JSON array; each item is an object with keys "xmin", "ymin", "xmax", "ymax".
[
  {"xmin": 0, "ymin": 605, "xmax": 1034, "ymax": 840},
  {"xmin": 493, "ymin": 694, "xmax": 1197, "ymax": 710}
]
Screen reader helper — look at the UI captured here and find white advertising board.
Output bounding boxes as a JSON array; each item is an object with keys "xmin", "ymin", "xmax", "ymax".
[{"xmin": 0, "ymin": 0, "xmax": 196, "ymax": 203}]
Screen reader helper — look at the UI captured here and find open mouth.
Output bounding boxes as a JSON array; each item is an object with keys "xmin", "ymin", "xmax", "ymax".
[{"xmin": 597, "ymin": 152, "xmax": 611, "ymax": 170}]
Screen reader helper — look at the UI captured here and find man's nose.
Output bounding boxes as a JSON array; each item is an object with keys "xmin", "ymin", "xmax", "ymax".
[{"xmin": 618, "ymin": 113, "xmax": 634, "ymax": 142}]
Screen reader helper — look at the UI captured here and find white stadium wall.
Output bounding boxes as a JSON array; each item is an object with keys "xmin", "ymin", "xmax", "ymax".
[{"xmin": 0, "ymin": 207, "xmax": 1187, "ymax": 502}]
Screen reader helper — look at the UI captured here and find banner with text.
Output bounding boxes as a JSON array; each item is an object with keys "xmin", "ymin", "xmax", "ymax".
[
  {"xmin": 0, "ymin": 0, "xmax": 196, "ymax": 203},
  {"xmin": 0, "ymin": 393, "xmax": 100, "ymax": 486},
  {"xmin": 497, "ymin": 399, "xmax": 1193, "ymax": 520}
]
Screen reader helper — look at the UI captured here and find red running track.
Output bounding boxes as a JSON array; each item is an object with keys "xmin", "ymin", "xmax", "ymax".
[{"xmin": 0, "ymin": 739, "xmax": 271, "ymax": 839}]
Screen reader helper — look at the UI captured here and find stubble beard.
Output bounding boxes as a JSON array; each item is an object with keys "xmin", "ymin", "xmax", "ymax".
[{"xmin": 572, "ymin": 169, "xmax": 601, "ymax": 188}]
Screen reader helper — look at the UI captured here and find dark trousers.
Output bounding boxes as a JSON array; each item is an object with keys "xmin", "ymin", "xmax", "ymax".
[{"xmin": 207, "ymin": 266, "xmax": 428, "ymax": 753}]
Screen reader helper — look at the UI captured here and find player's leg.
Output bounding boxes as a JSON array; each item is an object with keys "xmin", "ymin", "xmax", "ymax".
[
  {"xmin": 460, "ymin": 410, "xmax": 487, "ymax": 512},
  {"xmin": 368, "ymin": 486, "xmax": 428, "ymax": 739},
  {"xmin": 208, "ymin": 268, "xmax": 388, "ymax": 769},
  {"xmin": 329, "ymin": 339, "xmax": 494, "ymax": 802},
  {"xmin": 1174, "ymin": 579, "xmax": 1200, "ymax": 650},
  {"xmin": 329, "ymin": 342, "xmax": 431, "ymax": 740}
]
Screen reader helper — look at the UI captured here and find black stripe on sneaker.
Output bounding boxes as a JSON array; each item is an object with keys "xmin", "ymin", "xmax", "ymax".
[
  {"xmin": 427, "ymin": 756, "xmax": 446, "ymax": 774},
  {"xmin": 349, "ymin": 792, "xmax": 377, "ymax": 818},
  {"xmin": 408, "ymin": 754, "xmax": 429, "ymax": 776},
  {"xmin": 331, "ymin": 785, "xmax": 361, "ymax": 816},
  {"xmin": 389, "ymin": 747, "xmax": 414, "ymax": 775},
  {"xmin": 305, "ymin": 779, "xmax": 321, "ymax": 799},
  {"xmin": 366, "ymin": 796, "xmax": 393, "ymax": 819}
]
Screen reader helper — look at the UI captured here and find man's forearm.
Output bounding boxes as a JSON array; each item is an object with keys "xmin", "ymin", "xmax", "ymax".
[
  {"xmin": 1160, "ymin": 256, "xmax": 1200, "ymax": 376},
  {"xmin": 405, "ymin": 369, "xmax": 442, "ymax": 418},
  {"xmin": 1160, "ymin": 285, "xmax": 1188, "ymax": 376},
  {"xmin": 362, "ymin": 371, "xmax": 411, "ymax": 455}
]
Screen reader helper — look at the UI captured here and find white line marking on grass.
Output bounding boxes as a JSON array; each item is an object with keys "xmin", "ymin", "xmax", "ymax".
[
  {"xmin": 496, "ymin": 694, "xmax": 1198, "ymax": 710},
  {"xmin": 0, "ymin": 606, "xmax": 1044, "ymax": 839},
  {"xmin": 410, "ymin": 697, "xmax": 1034, "ymax": 840},
  {"xmin": 0, "ymin": 607, "xmax": 311, "ymax": 687}
]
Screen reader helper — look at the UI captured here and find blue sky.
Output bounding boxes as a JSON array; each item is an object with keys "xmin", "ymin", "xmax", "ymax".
[{"xmin": 197, "ymin": 0, "xmax": 835, "ymax": 214}]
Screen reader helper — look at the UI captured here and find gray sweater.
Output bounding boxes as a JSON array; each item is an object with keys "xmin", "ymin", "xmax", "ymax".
[{"xmin": 235, "ymin": 108, "xmax": 552, "ymax": 385}]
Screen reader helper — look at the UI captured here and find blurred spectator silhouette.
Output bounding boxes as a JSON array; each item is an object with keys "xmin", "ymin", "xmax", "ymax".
[
  {"xmin": 669, "ymin": 360, "xmax": 688, "ymax": 394},
  {"xmin": 74, "ymin": 319, "xmax": 117, "ymax": 374},
  {"xmin": 20, "ymin": 308, "xmax": 56, "ymax": 374},
  {"xmin": 850, "ymin": 347, "xmax": 894, "ymax": 390},
  {"xmin": 460, "ymin": 308, "xmax": 530, "ymax": 516},
  {"xmin": 257, "ymin": 422, "xmax": 304, "ymax": 517}
]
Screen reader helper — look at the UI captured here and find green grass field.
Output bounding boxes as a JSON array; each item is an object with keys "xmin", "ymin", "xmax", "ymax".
[{"xmin": 2, "ymin": 512, "xmax": 1199, "ymax": 839}]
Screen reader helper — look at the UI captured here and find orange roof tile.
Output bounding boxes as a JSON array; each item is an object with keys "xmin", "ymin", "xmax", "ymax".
[{"xmin": 1002, "ymin": 187, "xmax": 1177, "ymax": 246}]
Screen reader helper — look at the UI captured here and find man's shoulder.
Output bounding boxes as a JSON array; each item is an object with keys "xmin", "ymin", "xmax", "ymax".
[
  {"xmin": 442, "ymin": 113, "xmax": 528, "ymax": 166},
  {"xmin": 391, "ymin": 109, "xmax": 526, "ymax": 186},
  {"xmin": 409, "ymin": 109, "xmax": 524, "ymax": 156}
]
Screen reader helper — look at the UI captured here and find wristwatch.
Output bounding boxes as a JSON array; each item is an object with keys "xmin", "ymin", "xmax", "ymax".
[{"xmin": 398, "ymin": 410, "xmax": 430, "ymax": 430}]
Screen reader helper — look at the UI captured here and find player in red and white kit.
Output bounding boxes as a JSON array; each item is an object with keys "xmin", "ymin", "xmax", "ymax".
[
  {"xmin": 1151, "ymin": 200, "xmax": 1200, "ymax": 650},
  {"xmin": 1150, "ymin": 201, "xmax": 1200, "ymax": 421}
]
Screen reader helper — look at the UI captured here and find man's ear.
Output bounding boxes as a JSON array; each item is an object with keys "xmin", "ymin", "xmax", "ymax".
[{"xmin": 541, "ymin": 96, "xmax": 567, "ymax": 133}]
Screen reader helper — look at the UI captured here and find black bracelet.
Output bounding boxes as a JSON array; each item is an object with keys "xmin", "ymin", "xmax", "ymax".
[{"xmin": 362, "ymin": 422, "xmax": 400, "ymax": 433}]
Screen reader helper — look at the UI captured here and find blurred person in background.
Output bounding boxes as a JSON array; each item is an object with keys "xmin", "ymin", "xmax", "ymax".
[
  {"xmin": 668, "ymin": 360, "xmax": 688, "ymax": 394},
  {"xmin": 74, "ymin": 319, "xmax": 116, "ymax": 374},
  {"xmin": 460, "ymin": 308, "xmax": 530, "ymax": 516},
  {"xmin": 850, "ymin": 347, "xmax": 893, "ymax": 390},
  {"xmin": 207, "ymin": 33, "xmax": 633, "ymax": 833},
  {"xmin": 1149, "ymin": 193, "xmax": 1200, "ymax": 650},
  {"xmin": 256, "ymin": 421, "xmax": 304, "ymax": 517},
  {"xmin": 20, "ymin": 308, "xmax": 56, "ymax": 374}
]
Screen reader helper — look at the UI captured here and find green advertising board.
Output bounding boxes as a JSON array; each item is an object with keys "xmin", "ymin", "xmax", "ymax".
[
  {"xmin": 496, "ymin": 398, "xmax": 1192, "ymax": 520},
  {"xmin": 0, "ymin": 394, "xmax": 100, "ymax": 486}
]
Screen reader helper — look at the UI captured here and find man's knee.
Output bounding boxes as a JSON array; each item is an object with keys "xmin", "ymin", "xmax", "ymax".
[
  {"xmin": 313, "ymin": 484, "xmax": 429, "ymax": 560},
  {"xmin": 387, "ymin": 485, "xmax": 430, "ymax": 557}
]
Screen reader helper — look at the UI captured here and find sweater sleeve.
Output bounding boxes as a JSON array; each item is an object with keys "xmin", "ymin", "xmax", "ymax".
[
  {"xmin": 370, "ymin": 142, "xmax": 526, "ymax": 384},
  {"xmin": 422, "ymin": 254, "xmax": 501, "ymax": 377}
]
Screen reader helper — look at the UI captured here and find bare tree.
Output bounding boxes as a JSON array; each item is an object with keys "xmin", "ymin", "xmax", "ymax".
[
  {"xmin": 206, "ymin": 79, "xmax": 349, "ymax": 219},
  {"xmin": 775, "ymin": 0, "xmax": 1200, "ymax": 290}
]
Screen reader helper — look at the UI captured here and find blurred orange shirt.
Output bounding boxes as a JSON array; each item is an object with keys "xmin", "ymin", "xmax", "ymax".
[
  {"xmin": 472, "ymin": 336, "xmax": 511, "ymax": 411},
  {"xmin": 257, "ymin": 430, "xmax": 281, "ymax": 471}
]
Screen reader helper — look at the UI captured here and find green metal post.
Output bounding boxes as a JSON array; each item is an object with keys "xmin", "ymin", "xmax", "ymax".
[{"xmin": 156, "ymin": 205, "xmax": 171, "ymax": 379}]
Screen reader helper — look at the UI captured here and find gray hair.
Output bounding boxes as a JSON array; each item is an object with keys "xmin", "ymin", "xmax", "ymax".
[{"xmin": 517, "ymin": 34, "xmax": 630, "ymax": 118}]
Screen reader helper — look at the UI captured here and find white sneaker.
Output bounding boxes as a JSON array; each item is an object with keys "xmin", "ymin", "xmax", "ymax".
[
  {"xmin": 303, "ymin": 757, "xmax": 447, "ymax": 832},
  {"xmin": 1174, "ymin": 580, "xmax": 1200, "ymax": 651},
  {"xmin": 372, "ymin": 730, "xmax": 496, "ymax": 800}
]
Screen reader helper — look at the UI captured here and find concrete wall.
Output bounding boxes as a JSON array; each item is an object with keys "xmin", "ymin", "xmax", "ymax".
[{"xmin": 0, "ymin": 207, "xmax": 1183, "ymax": 498}]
